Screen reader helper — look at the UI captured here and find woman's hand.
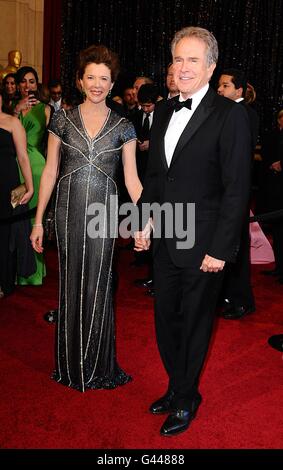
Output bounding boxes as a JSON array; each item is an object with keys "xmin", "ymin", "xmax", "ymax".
[
  {"xmin": 30, "ymin": 225, "xmax": 44, "ymax": 253},
  {"xmin": 14, "ymin": 94, "xmax": 38, "ymax": 114},
  {"xmin": 20, "ymin": 188, "xmax": 34, "ymax": 205}
]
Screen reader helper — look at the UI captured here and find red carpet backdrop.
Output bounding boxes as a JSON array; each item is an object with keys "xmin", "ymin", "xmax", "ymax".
[{"xmin": 0, "ymin": 243, "xmax": 282, "ymax": 449}]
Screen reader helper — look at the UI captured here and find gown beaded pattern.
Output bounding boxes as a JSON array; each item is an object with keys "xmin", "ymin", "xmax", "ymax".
[{"xmin": 49, "ymin": 106, "xmax": 136, "ymax": 392}]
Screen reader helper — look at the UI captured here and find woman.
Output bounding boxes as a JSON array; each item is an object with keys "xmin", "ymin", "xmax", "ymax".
[
  {"xmin": 2, "ymin": 73, "xmax": 17, "ymax": 112},
  {"xmin": 13, "ymin": 66, "xmax": 51, "ymax": 285},
  {"xmin": 0, "ymin": 91, "xmax": 33, "ymax": 297},
  {"xmin": 30, "ymin": 45, "xmax": 142, "ymax": 392}
]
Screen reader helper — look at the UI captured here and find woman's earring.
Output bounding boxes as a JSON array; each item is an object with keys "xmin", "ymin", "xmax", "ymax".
[{"xmin": 108, "ymin": 89, "xmax": 112, "ymax": 98}]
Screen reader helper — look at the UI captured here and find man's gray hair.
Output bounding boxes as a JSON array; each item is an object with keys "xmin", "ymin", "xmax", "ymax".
[{"xmin": 171, "ymin": 26, "xmax": 218, "ymax": 66}]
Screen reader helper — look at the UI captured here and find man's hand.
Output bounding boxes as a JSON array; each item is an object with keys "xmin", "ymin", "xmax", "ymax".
[
  {"xmin": 134, "ymin": 232, "xmax": 151, "ymax": 251},
  {"xmin": 134, "ymin": 218, "xmax": 152, "ymax": 251},
  {"xmin": 138, "ymin": 140, "xmax": 149, "ymax": 151},
  {"xmin": 200, "ymin": 254, "xmax": 225, "ymax": 272}
]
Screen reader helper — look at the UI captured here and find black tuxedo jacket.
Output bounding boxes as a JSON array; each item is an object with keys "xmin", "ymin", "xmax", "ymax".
[
  {"xmin": 239, "ymin": 101, "xmax": 259, "ymax": 151},
  {"xmin": 137, "ymin": 87, "xmax": 252, "ymax": 267}
]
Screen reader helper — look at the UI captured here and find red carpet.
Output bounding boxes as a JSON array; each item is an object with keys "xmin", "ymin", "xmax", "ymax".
[{"xmin": 0, "ymin": 241, "xmax": 283, "ymax": 449}]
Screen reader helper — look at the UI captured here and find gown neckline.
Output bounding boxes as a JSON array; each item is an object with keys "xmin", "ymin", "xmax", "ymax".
[{"xmin": 78, "ymin": 105, "xmax": 111, "ymax": 142}]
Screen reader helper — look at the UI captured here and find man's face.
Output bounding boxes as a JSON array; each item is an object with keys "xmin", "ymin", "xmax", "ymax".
[
  {"xmin": 166, "ymin": 65, "xmax": 178, "ymax": 95},
  {"xmin": 133, "ymin": 78, "xmax": 146, "ymax": 101},
  {"xmin": 217, "ymin": 75, "xmax": 242, "ymax": 101},
  {"xmin": 172, "ymin": 36, "xmax": 215, "ymax": 99},
  {"xmin": 123, "ymin": 88, "xmax": 136, "ymax": 106},
  {"xmin": 50, "ymin": 85, "xmax": 62, "ymax": 102},
  {"xmin": 140, "ymin": 102, "xmax": 155, "ymax": 114}
]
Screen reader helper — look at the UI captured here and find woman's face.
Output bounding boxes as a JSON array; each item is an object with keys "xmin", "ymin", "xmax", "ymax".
[
  {"xmin": 80, "ymin": 62, "xmax": 112, "ymax": 105},
  {"xmin": 18, "ymin": 72, "xmax": 37, "ymax": 98},
  {"xmin": 5, "ymin": 77, "xmax": 16, "ymax": 96}
]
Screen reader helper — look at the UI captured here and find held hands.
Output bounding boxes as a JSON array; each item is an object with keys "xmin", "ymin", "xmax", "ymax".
[
  {"xmin": 134, "ymin": 218, "xmax": 152, "ymax": 251},
  {"xmin": 138, "ymin": 140, "xmax": 149, "ymax": 151},
  {"xmin": 200, "ymin": 254, "xmax": 225, "ymax": 273},
  {"xmin": 30, "ymin": 224, "xmax": 44, "ymax": 253}
]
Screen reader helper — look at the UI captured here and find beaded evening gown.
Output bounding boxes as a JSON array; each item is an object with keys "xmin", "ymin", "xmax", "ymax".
[
  {"xmin": 17, "ymin": 102, "xmax": 47, "ymax": 285},
  {"xmin": 49, "ymin": 106, "xmax": 136, "ymax": 391}
]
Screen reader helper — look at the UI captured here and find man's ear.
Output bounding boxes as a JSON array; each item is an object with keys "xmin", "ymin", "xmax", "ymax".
[{"xmin": 237, "ymin": 87, "xmax": 244, "ymax": 99}]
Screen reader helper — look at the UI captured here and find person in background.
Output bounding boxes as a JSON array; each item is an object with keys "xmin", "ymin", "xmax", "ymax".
[
  {"xmin": 260, "ymin": 109, "xmax": 283, "ymax": 283},
  {"xmin": 132, "ymin": 83, "xmax": 159, "ymax": 294},
  {"xmin": 122, "ymin": 87, "xmax": 138, "ymax": 120},
  {"xmin": 48, "ymin": 79, "xmax": 63, "ymax": 112},
  {"xmin": 2, "ymin": 73, "xmax": 18, "ymax": 112},
  {"xmin": 217, "ymin": 68, "xmax": 259, "ymax": 319},
  {"xmin": 13, "ymin": 66, "xmax": 51, "ymax": 285},
  {"xmin": 133, "ymin": 76, "xmax": 154, "ymax": 105},
  {"xmin": 0, "ymin": 91, "xmax": 33, "ymax": 297},
  {"xmin": 166, "ymin": 63, "xmax": 179, "ymax": 99}
]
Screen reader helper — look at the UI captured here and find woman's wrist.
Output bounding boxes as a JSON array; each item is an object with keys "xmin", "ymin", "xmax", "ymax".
[{"xmin": 33, "ymin": 222, "xmax": 43, "ymax": 227}]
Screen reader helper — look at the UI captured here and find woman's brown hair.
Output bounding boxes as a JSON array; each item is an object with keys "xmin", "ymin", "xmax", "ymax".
[{"xmin": 77, "ymin": 45, "xmax": 120, "ymax": 82}]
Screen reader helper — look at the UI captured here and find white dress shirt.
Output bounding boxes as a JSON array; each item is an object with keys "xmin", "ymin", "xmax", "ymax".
[
  {"xmin": 165, "ymin": 84, "xmax": 209, "ymax": 167},
  {"xmin": 49, "ymin": 98, "xmax": 62, "ymax": 112}
]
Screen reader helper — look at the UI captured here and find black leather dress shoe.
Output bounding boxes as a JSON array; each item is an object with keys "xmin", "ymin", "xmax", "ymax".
[
  {"xmin": 268, "ymin": 334, "xmax": 283, "ymax": 351},
  {"xmin": 222, "ymin": 305, "xmax": 255, "ymax": 320},
  {"xmin": 160, "ymin": 394, "xmax": 202, "ymax": 437},
  {"xmin": 43, "ymin": 309, "xmax": 58, "ymax": 323},
  {"xmin": 134, "ymin": 278, "xmax": 154, "ymax": 288},
  {"xmin": 149, "ymin": 390, "xmax": 175, "ymax": 414}
]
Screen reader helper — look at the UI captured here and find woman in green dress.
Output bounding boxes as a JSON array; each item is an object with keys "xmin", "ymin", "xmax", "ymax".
[{"xmin": 14, "ymin": 67, "xmax": 51, "ymax": 285}]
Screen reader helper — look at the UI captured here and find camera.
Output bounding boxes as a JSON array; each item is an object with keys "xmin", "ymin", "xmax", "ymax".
[{"xmin": 28, "ymin": 89, "xmax": 39, "ymax": 103}]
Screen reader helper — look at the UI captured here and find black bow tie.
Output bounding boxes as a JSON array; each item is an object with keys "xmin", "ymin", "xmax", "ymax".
[{"xmin": 169, "ymin": 96, "xmax": 192, "ymax": 112}]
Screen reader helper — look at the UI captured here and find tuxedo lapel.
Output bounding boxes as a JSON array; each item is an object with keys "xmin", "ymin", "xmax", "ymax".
[{"xmin": 169, "ymin": 88, "xmax": 216, "ymax": 168}]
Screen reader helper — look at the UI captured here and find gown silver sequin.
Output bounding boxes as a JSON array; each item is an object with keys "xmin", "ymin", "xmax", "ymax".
[{"xmin": 48, "ymin": 106, "xmax": 136, "ymax": 392}]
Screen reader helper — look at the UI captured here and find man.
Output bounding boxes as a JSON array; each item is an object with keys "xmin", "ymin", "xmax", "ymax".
[
  {"xmin": 166, "ymin": 63, "xmax": 179, "ymax": 98},
  {"xmin": 217, "ymin": 69, "xmax": 259, "ymax": 319},
  {"xmin": 218, "ymin": 69, "xmax": 259, "ymax": 148},
  {"xmin": 133, "ymin": 76, "xmax": 154, "ymax": 106},
  {"xmin": 48, "ymin": 79, "xmax": 63, "ymax": 112},
  {"xmin": 132, "ymin": 84, "xmax": 159, "ymax": 182},
  {"xmin": 122, "ymin": 86, "xmax": 138, "ymax": 120},
  {"xmin": 132, "ymin": 84, "xmax": 159, "ymax": 293},
  {"xmin": 134, "ymin": 27, "xmax": 251, "ymax": 436}
]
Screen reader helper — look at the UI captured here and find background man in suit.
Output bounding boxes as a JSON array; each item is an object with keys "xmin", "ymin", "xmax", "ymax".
[
  {"xmin": 48, "ymin": 79, "xmax": 63, "ymax": 112},
  {"xmin": 166, "ymin": 63, "xmax": 179, "ymax": 99},
  {"xmin": 217, "ymin": 68, "xmax": 259, "ymax": 319},
  {"xmin": 134, "ymin": 26, "xmax": 251, "ymax": 436}
]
